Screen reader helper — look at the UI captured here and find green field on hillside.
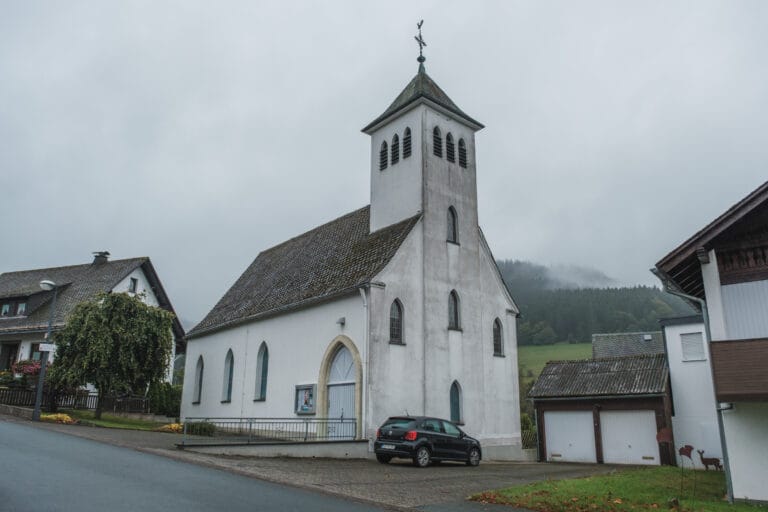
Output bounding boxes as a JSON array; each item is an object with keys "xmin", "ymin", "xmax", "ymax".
[{"xmin": 518, "ymin": 342, "xmax": 592, "ymax": 382}]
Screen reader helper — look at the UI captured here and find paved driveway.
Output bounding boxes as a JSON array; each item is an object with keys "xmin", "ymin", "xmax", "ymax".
[{"xmin": 2, "ymin": 415, "xmax": 613, "ymax": 511}]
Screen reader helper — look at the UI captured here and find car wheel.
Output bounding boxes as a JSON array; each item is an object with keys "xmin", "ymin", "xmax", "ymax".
[
  {"xmin": 376, "ymin": 454, "xmax": 391, "ymax": 464},
  {"xmin": 466, "ymin": 447, "xmax": 480, "ymax": 467},
  {"xmin": 413, "ymin": 446, "xmax": 431, "ymax": 468}
]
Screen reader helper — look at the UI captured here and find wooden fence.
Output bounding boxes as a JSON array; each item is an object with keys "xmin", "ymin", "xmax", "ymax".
[{"xmin": 0, "ymin": 387, "xmax": 148, "ymax": 413}]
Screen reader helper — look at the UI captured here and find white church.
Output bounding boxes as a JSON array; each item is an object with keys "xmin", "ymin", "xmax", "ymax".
[{"xmin": 181, "ymin": 49, "xmax": 523, "ymax": 459}]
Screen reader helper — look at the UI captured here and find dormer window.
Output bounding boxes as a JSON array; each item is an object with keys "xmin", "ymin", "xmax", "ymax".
[
  {"xmin": 403, "ymin": 127, "xmax": 412, "ymax": 158},
  {"xmin": 391, "ymin": 134, "xmax": 400, "ymax": 165},
  {"xmin": 1, "ymin": 300, "xmax": 27, "ymax": 317},
  {"xmin": 129, "ymin": 277, "xmax": 138, "ymax": 293},
  {"xmin": 433, "ymin": 127, "xmax": 442, "ymax": 157},
  {"xmin": 446, "ymin": 133, "xmax": 455, "ymax": 163},
  {"xmin": 379, "ymin": 141, "xmax": 388, "ymax": 170},
  {"xmin": 458, "ymin": 139, "xmax": 467, "ymax": 168}
]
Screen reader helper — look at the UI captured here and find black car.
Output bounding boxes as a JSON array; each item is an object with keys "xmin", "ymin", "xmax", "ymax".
[{"xmin": 373, "ymin": 416, "xmax": 482, "ymax": 467}]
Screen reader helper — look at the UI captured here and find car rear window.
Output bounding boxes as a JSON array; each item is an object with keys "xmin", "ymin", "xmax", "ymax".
[{"xmin": 381, "ymin": 418, "xmax": 415, "ymax": 430}]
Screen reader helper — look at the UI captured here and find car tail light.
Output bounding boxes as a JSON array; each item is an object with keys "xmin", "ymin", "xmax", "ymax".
[
  {"xmin": 376, "ymin": 429, "xmax": 381, "ymax": 439},
  {"xmin": 404, "ymin": 430, "xmax": 418, "ymax": 441}
]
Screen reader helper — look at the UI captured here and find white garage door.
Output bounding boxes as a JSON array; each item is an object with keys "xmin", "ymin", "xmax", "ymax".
[
  {"xmin": 600, "ymin": 410, "xmax": 659, "ymax": 465},
  {"xmin": 544, "ymin": 411, "xmax": 596, "ymax": 463}
]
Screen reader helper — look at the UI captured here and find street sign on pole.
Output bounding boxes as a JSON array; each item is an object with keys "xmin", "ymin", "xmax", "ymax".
[{"xmin": 39, "ymin": 343, "xmax": 55, "ymax": 352}]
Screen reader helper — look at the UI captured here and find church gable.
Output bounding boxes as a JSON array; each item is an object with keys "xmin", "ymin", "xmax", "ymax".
[{"xmin": 188, "ymin": 206, "xmax": 420, "ymax": 338}]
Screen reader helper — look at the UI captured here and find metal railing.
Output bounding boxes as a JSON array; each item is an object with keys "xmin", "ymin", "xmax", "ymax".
[
  {"xmin": 181, "ymin": 417, "xmax": 357, "ymax": 446},
  {"xmin": 521, "ymin": 429, "xmax": 538, "ymax": 449}
]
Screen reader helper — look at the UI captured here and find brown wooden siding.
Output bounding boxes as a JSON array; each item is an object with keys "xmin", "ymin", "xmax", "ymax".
[{"xmin": 710, "ymin": 338, "xmax": 768, "ymax": 401}]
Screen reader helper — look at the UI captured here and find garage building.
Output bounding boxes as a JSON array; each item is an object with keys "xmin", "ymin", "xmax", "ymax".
[{"xmin": 529, "ymin": 353, "xmax": 675, "ymax": 465}]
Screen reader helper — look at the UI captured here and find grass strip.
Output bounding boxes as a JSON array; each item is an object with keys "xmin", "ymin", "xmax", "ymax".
[{"xmin": 471, "ymin": 466, "xmax": 765, "ymax": 511}]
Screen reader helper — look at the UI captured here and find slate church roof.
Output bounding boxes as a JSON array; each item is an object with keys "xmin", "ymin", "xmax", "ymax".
[
  {"xmin": 528, "ymin": 353, "xmax": 668, "ymax": 400},
  {"xmin": 362, "ymin": 64, "xmax": 483, "ymax": 133},
  {"xmin": 187, "ymin": 206, "xmax": 420, "ymax": 339},
  {"xmin": 0, "ymin": 257, "xmax": 184, "ymax": 342}
]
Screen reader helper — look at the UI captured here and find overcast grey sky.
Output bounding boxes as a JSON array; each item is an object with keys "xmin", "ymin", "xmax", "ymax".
[{"xmin": 2, "ymin": 1, "xmax": 766, "ymax": 327}]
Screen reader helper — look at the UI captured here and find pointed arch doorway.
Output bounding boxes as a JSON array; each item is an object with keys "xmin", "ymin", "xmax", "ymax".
[{"xmin": 317, "ymin": 336, "xmax": 362, "ymax": 440}]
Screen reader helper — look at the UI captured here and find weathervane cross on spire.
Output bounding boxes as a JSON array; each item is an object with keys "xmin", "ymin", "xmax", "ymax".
[{"xmin": 414, "ymin": 20, "xmax": 427, "ymax": 65}]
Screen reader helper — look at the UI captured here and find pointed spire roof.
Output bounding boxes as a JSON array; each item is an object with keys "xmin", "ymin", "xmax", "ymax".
[{"xmin": 362, "ymin": 64, "xmax": 484, "ymax": 133}]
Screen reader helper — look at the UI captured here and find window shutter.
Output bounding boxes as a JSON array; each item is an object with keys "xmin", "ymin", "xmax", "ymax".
[
  {"xmin": 458, "ymin": 139, "xmax": 467, "ymax": 168},
  {"xmin": 391, "ymin": 135, "xmax": 399, "ymax": 164},
  {"xmin": 379, "ymin": 141, "xmax": 388, "ymax": 170},
  {"xmin": 681, "ymin": 332, "xmax": 706, "ymax": 361},
  {"xmin": 403, "ymin": 128, "xmax": 412, "ymax": 158},
  {"xmin": 433, "ymin": 127, "xmax": 442, "ymax": 157},
  {"xmin": 446, "ymin": 133, "xmax": 455, "ymax": 163}
]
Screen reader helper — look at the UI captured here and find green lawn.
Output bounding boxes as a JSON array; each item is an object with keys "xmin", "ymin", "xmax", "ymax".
[
  {"xmin": 61, "ymin": 409, "xmax": 167, "ymax": 431},
  {"xmin": 471, "ymin": 466, "xmax": 764, "ymax": 512},
  {"xmin": 518, "ymin": 342, "xmax": 592, "ymax": 381}
]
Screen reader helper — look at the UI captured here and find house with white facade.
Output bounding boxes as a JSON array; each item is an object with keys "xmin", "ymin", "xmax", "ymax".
[
  {"xmin": 0, "ymin": 252, "xmax": 185, "ymax": 380},
  {"xmin": 659, "ymin": 315, "xmax": 722, "ymax": 469},
  {"xmin": 181, "ymin": 57, "xmax": 523, "ymax": 459},
  {"xmin": 655, "ymin": 180, "xmax": 768, "ymax": 503}
]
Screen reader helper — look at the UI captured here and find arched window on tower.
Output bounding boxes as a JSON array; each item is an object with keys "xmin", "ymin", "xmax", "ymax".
[
  {"xmin": 403, "ymin": 127, "xmax": 412, "ymax": 158},
  {"xmin": 446, "ymin": 133, "xmax": 455, "ymax": 163},
  {"xmin": 450, "ymin": 381, "xmax": 462, "ymax": 423},
  {"xmin": 448, "ymin": 290, "xmax": 461, "ymax": 330},
  {"xmin": 391, "ymin": 134, "xmax": 399, "ymax": 165},
  {"xmin": 433, "ymin": 126, "xmax": 442, "ymax": 157},
  {"xmin": 493, "ymin": 318, "xmax": 504, "ymax": 356},
  {"xmin": 222, "ymin": 349, "xmax": 234, "ymax": 403},
  {"xmin": 193, "ymin": 355, "xmax": 204, "ymax": 404},
  {"xmin": 447, "ymin": 206, "xmax": 458, "ymax": 244},
  {"xmin": 254, "ymin": 342, "xmax": 269, "ymax": 400},
  {"xmin": 379, "ymin": 141, "xmax": 388, "ymax": 170},
  {"xmin": 458, "ymin": 138, "xmax": 467, "ymax": 168},
  {"xmin": 389, "ymin": 299, "xmax": 404, "ymax": 344}
]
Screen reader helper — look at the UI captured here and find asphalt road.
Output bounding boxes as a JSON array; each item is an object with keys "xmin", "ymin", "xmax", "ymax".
[{"xmin": 0, "ymin": 421, "xmax": 389, "ymax": 512}]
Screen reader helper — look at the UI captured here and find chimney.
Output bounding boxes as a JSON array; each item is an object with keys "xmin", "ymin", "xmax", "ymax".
[{"xmin": 92, "ymin": 251, "xmax": 111, "ymax": 264}]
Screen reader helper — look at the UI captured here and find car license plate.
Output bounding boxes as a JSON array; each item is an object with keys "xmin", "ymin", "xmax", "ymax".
[{"xmin": 381, "ymin": 444, "xmax": 395, "ymax": 450}]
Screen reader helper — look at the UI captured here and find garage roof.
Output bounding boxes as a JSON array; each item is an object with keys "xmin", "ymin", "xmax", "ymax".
[{"xmin": 529, "ymin": 353, "xmax": 668, "ymax": 399}]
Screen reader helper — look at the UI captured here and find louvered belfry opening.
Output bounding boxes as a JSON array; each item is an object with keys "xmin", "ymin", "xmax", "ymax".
[
  {"xmin": 403, "ymin": 127, "xmax": 412, "ymax": 158},
  {"xmin": 433, "ymin": 126, "xmax": 442, "ymax": 157},
  {"xmin": 458, "ymin": 139, "xmax": 467, "ymax": 168},
  {"xmin": 446, "ymin": 133, "xmax": 455, "ymax": 163},
  {"xmin": 379, "ymin": 141, "xmax": 388, "ymax": 170},
  {"xmin": 391, "ymin": 134, "xmax": 400, "ymax": 165}
]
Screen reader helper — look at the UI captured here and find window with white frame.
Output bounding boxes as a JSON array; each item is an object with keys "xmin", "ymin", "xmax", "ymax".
[
  {"xmin": 193, "ymin": 356, "xmax": 204, "ymax": 404},
  {"xmin": 222, "ymin": 349, "xmax": 234, "ymax": 402},
  {"xmin": 254, "ymin": 342, "xmax": 269, "ymax": 400},
  {"xmin": 681, "ymin": 332, "xmax": 706, "ymax": 361}
]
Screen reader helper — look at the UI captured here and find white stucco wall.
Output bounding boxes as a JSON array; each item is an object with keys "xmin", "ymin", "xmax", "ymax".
[
  {"xmin": 722, "ymin": 402, "xmax": 768, "ymax": 502},
  {"xmin": 369, "ymin": 107, "xmax": 424, "ymax": 232},
  {"xmin": 663, "ymin": 321, "xmax": 721, "ymax": 468},
  {"xmin": 181, "ymin": 294, "xmax": 366, "ymax": 421}
]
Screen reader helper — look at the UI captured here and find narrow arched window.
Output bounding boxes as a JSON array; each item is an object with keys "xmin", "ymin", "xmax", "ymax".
[
  {"xmin": 458, "ymin": 138, "xmax": 467, "ymax": 168},
  {"xmin": 446, "ymin": 133, "xmax": 455, "ymax": 163},
  {"xmin": 379, "ymin": 141, "xmax": 388, "ymax": 170},
  {"xmin": 391, "ymin": 134, "xmax": 400, "ymax": 165},
  {"xmin": 448, "ymin": 290, "xmax": 461, "ymax": 330},
  {"xmin": 254, "ymin": 342, "xmax": 269, "ymax": 400},
  {"xmin": 222, "ymin": 349, "xmax": 234, "ymax": 402},
  {"xmin": 447, "ymin": 206, "xmax": 458, "ymax": 244},
  {"xmin": 403, "ymin": 127, "xmax": 412, "ymax": 158},
  {"xmin": 433, "ymin": 126, "xmax": 442, "ymax": 157},
  {"xmin": 493, "ymin": 318, "xmax": 503, "ymax": 356},
  {"xmin": 389, "ymin": 299, "xmax": 404, "ymax": 344},
  {"xmin": 450, "ymin": 381, "xmax": 462, "ymax": 423},
  {"xmin": 193, "ymin": 355, "xmax": 204, "ymax": 404}
]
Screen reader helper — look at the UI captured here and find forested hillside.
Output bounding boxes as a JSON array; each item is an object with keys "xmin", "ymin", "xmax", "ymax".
[{"xmin": 497, "ymin": 260, "xmax": 695, "ymax": 345}]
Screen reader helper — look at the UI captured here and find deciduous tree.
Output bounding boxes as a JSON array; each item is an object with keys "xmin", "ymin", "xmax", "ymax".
[{"xmin": 50, "ymin": 292, "xmax": 174, "ymax": 419}]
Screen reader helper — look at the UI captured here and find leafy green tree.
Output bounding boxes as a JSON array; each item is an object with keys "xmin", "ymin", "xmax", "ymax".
[{"xmin": 50, "ymin": 293, "xmax": 174, "ymax": 419}]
